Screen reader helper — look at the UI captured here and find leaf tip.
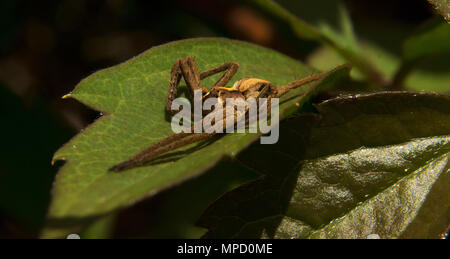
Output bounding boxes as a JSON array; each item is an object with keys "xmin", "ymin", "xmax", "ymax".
[
  {"xmin": 51, "ymin": 154, "xmax": 67, "ymax": 166},
  {"xmin": 62, "ymin": 93, "xmax": 72, "ymax": 99}
]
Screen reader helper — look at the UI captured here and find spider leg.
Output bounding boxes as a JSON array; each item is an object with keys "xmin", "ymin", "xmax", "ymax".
[
  {"xmin": 166, "ymin": 56, "xmax": 208, "ymax": 115},
  {"xmin": 138, "ymin": 132, "xmax": 215, "ymax": 163},
  {"xmin": 166, "ymin": 58, "xmax": 239, "ymax": 114},
  {"xmin": 166, "ymin": 58, "xmax": 183, "ymax": 115},
  {"xmin": 200, "ymin": 62, "xmax": 239, "ymax": 86},
  {"xmin": 109, "ymin": 132, "xmax": 188, "ymax": 171},
  {"xmin": 108, "ymin": 130, "xmax": 215, "ymax": 172},
  {"xmin": 109, "ymin": 109, "xmax": 233, "ymax": 172},
  {"xmin": 266, "ymin": 96, "xmax": 272, "ymax": 119},
  {"xmin": 180, "ymin": 56, "xmax": 206, "ymax": 97},
  {"xmin": 256, "ymin": 83, "xmax": 274, "ymax": 121},
  {"xmin": 275, "ymin": 70, "xmax": 335, "ymax": 98},
  {"xmin": 256, "ymin": 82, "xmax": 273, "ymax": 99}
]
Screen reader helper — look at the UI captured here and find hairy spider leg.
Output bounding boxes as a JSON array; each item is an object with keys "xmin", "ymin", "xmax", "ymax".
[
  {"xmin": 166, "ymin": 56, "xmax": 239, "ymax": 115},
  {"xmin": 200, "ymin": 61, "xmax": 239, "ymax": 87},
  {"xmin": 166, "ymin": 59, "xmax": 182, "ymax": 115},
  {"xmin": 275, "ymin": 65, "xmax": 346, "ymax": 98},
  {"xmin": 108, "ymin": 130, "xmax": 214, "ymax": 172},
  {"xmin": 166, "ymin": 57, "xmax": 205, "ymax": 114}
]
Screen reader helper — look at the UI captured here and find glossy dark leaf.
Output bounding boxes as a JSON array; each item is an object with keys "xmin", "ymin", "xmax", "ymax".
[{"xmin": 198, "ymin": 92, "xmax": 450, "ymax": 239}]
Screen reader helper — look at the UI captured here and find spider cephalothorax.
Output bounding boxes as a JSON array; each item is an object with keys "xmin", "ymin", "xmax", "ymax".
[
  {"xmin": 199, "ymin": 78, "xmax": 276, "ymax": 121},
  {"xmin": 205, "ymin": 78, "xmax": 275, "ymax": 100},
  {"xmin": 109, "ymin": 56, "xmax": 342, "ymax": 171}
]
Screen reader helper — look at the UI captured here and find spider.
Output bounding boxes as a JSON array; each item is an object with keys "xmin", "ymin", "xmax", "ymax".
[{"xmin": 109, "ymin": 56, "xmax": 341, "ymax": 171}]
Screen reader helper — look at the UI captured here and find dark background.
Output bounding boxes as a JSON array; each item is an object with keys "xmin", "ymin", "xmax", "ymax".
[{"xmin": 0, "ymin": 0, "xmax": 435, "ymax": 238}]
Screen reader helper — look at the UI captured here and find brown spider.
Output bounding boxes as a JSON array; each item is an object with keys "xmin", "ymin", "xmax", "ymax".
[{"xmin": 109, "ymin": 56, "xmax": 341, "ymax": 171}]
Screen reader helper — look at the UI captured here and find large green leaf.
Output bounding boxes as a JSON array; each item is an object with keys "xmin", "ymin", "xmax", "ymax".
[
  {"xmin": 197, "ymin": 92, "xmax": 450, "ymax": 239},
  {"xmin": 42, "ymin": 38, "xmax": 349, "ymax": 238}
]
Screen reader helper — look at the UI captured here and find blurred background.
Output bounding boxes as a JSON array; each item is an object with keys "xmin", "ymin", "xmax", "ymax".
[{"xmin": 0, "ymin": 0, "xmax": 440, "ymax": 238}]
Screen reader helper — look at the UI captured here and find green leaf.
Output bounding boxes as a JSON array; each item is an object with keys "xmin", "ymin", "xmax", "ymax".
[
  {"xmin": 308, "ymin": 42, "xmax": 450, "ymax": 93},
  {"xmin": 80, "ymin": 214, "xmax": 116, "ymax": 239},
  {"xmin": 307, "ymin": 42, "xmax": 400, "ymax": 83},
  {"xmin": 404, "ymin": 53, "xmax": 450, "ymax": 93},
  {"xmin": 276, "ymin": 0, "xmax": 358, "ymax": 51},
  {"xmin": 251, "ymin": 0, "xmax": 357, "ymax": 49},
  {"xmin": 42, "ymin": 38, "xmax": 350, "ymax": 238},
  {"xmin": 403, "ymin": 18, "xmax": 450, "ymax": 61},
  {"xmin": 393, "ymin": 18, "xmax": 450, "ymax": 92},
  {"xmin": 197, "ymin": 92, "xmax": 450, "ymax": 239},
  {"xmin": 251, "ymin": 0, "xmax": 387, "ymax": 86},
  {"xmin": 381, "ymin": 18, "xmax": 450, "ymax": 91}
]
